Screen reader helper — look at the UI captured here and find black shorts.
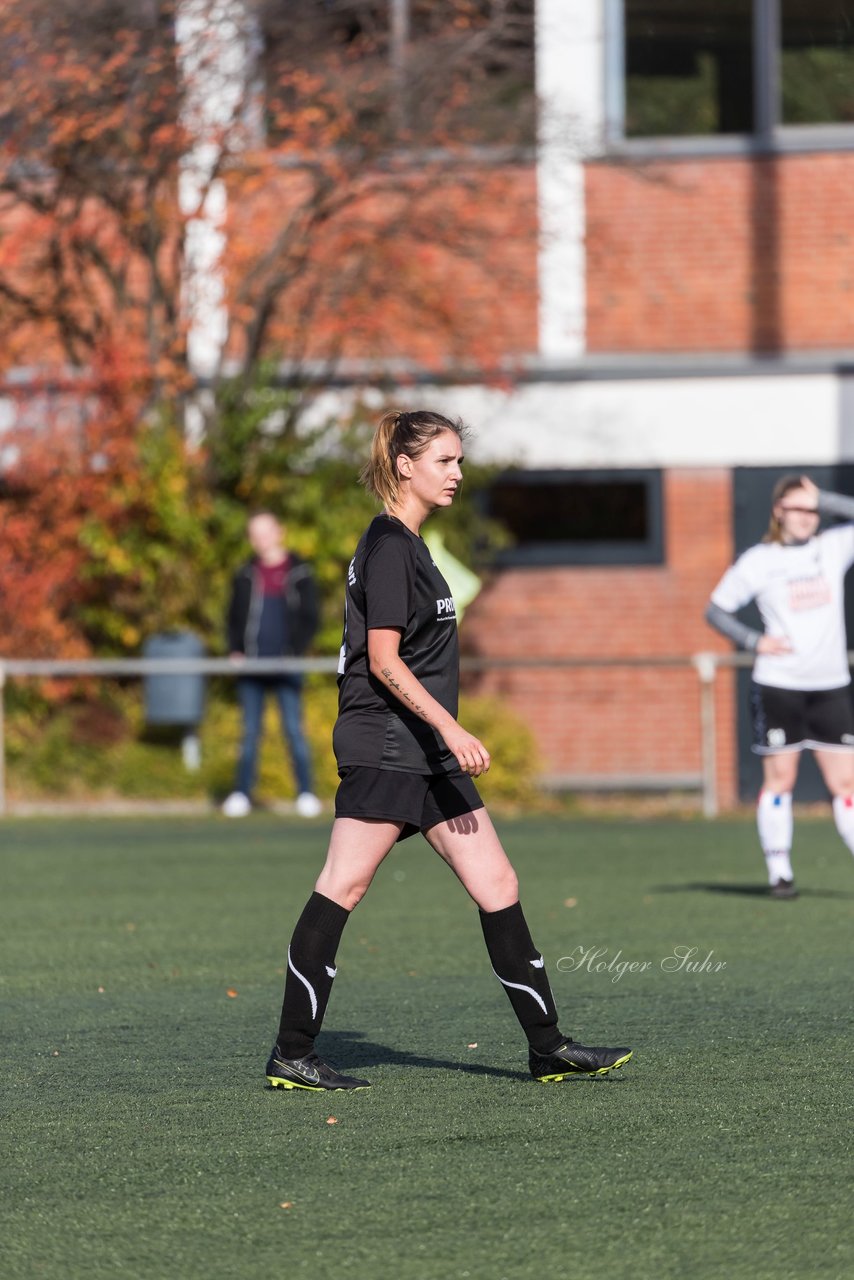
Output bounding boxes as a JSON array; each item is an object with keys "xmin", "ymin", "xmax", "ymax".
[
  {"xmin": 750, "ymin": 682, "xmax": 854, "ymax": 755},
  {"xmin": 335, "ymin": 766, "xmax": 484, "ymax": 841}
]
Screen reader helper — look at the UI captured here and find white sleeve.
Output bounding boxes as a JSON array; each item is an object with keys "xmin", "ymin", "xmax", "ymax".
[
  {"xmin": 820, "ymin": 523, "xmax": 854, "ymax": 571},
  {"xmin": 710, "ymin": 551, "xmax": 761, "ymax": 613},
  {"xmin": 817, "ymin": 489, "xmax": 854, "ymax": 523}
]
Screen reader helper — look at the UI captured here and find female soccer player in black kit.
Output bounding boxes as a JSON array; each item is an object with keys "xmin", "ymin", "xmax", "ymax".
[{"xmin": 265, "ymin": 410, "xmax": 633, "ymax": 1091}]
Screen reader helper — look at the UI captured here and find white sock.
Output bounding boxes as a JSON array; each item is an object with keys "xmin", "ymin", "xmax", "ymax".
[
  {"xmin": 757, "ymin": 790, "xmax": 794, "ymax": 884},
  {"xmin": 832, "ymin": 795, "xmax": 854, "ymax": 857}
]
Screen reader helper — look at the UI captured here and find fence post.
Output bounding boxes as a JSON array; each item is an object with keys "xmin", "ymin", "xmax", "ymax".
[
  {"xmin": 694, "ymin": 653, "xmax": 718, "ymax": 819},
  {"xmin": 0, "ymin": 662, "xmax": 5, "ymax": 817}
]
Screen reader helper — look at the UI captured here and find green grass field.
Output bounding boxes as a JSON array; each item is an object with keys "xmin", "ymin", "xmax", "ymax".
[{"xmin": 2, "ymin": 815, "xmax": 852, "ymax": 1280}]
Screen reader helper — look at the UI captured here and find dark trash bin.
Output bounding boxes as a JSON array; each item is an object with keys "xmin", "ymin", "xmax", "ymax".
[{"xmin": 143, "ymin": 632, "xmax": 206, "ymax": 727}]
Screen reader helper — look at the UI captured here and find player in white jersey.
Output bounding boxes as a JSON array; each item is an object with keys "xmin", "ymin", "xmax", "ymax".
[{"xmin": 706, "ymin": 474, "xmax": 854, "ymax": 898}]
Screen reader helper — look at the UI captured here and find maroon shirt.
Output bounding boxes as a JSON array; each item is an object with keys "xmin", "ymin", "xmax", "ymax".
[{"xmin": 255, "ymin": 555, "xmax": 291, "ymax": 656}]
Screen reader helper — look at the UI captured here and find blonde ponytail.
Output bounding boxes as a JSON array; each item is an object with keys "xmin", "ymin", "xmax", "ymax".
[{"xmin": 360, "ymin": 410, "xmax": 405, "ymax": 508}]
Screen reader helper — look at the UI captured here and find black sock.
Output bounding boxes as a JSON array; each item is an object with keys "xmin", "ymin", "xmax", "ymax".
[
  {"xmin": 276, "ymin": 892, "xmax": 350, "ymax": 1058},
  {"xmin": 479, "ymin": 902, "xmax": 563, "ymax": 1055}
]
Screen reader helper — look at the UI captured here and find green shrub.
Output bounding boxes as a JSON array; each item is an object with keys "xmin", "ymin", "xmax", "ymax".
[
  {"xmin": 4, "ymin": 682, "xmax": 540, "ymax": 808},
  {"xmin": 77, "ymin": 386, "xmax": 510, "ymax": 663},
  {"xmin": 456, "ymin": 693, "xmax": 541, "ymax": 809}
]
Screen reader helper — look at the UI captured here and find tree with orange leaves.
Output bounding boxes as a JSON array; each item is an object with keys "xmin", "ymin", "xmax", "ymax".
[
  {"xmin": 0, "ymin": 352, "xmax": 142, "ymax": 659},
  {"xmin": 0, "ymin": 0, "xmax": 536, "ymax": 392},
  {"xmin": 0, "ymin": 0, "xmax": 535, "ymax": 660},
  {"xmin": 0, "ymin": 1, "xmax": 188, "ymax": 389}
]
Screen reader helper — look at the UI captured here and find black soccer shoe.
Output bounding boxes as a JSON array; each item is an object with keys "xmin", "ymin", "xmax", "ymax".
[
  {"xmin": 266, "ymin": 1046, "xmax": 371, "ymax": 1092},
  {"xmin": 529, "ymin": 1039, "xmax": 633, "ymax": 1082},
  {"xmin": 770, "ymin": 879, "xmax": 799, "ymax": 900}
]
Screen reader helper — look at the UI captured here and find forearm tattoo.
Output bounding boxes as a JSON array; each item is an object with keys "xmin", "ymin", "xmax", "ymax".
[{"xmin": 381, "ymin": 667, "xmax": 429, "ymax": 720}]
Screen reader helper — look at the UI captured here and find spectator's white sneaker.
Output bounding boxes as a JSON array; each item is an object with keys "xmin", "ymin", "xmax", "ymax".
[
  {"xmin": 295, "ymin": 792, "xmax": 322, "ymax": 818},
  {"xmin": 222, "ymin": 791, "xmax": 251, "ymax": 818}
]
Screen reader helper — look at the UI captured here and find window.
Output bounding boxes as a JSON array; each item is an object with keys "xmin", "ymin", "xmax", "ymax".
[
  {"xmin": 625, "ymin": 2, "xmax": 754, "ymax": 137},
  {"xmin": 254, "ymin": 0, "xmax": 535, "ymax": 149},
  {"xmin": 781, "ymin": 1, "xmax": 854, "ymax": 125},
  {"xmin": 617, "ymin": 0, "xmax": 854, "ymax": 143},
  {"xmin": 485, "ymin": 470, "xmax": 664, "ymax": 567}
]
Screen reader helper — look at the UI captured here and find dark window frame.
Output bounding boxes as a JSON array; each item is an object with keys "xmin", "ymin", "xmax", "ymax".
[
  {"xmin": 484, "ymin": 468, "xmax": 665, "ymax": 568},
  {"xmin": 606, "ymin": 0, "xmax": 854, "ymax": 152}
]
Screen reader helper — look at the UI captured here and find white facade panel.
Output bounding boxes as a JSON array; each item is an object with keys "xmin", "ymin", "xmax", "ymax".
[
  {"xmin": 401, "ymin": 373, "xmax": 852, "ymax": 469},
  {"xmin": 535, "ymin": 0, "xmax": 605, "ymax": 360}
]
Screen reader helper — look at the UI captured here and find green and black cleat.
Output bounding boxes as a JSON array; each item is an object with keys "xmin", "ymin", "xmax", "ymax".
[
  {"xmin": 530, "ymin": 1040, "xmax": 633, "ymax": 1082},
  {"xmin": 770, "ymin": 879, "xmax": 799, "ymax": 900},
  {"xmin": 266, "ymin": 1046, "xmax": 371, "ymax": 1092}
]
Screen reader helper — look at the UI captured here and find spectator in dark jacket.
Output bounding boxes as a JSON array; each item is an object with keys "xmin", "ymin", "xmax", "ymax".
[{"xmin": 223, "ymin": 512, "xmax": 321, "ymax": 818}]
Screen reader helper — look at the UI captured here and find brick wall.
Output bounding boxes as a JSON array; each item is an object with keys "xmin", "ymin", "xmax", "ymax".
[
  {"xmin": 461, "ymin": 468, "xmax": 740, "ymax": 806},
  {"xmin": 225, "ymin": 162, "xmax": 539, "ymax": 370},
  {"xmin": 0, "ymin": 162, "xmax": 539, "ymax": 378},
  {"xmin": 586, "ymin": 152, "xmax": 854, "ymax": 353},
  {"xmin": 5, "ymin": 148, "xmax": 852, "ymax": 368}
]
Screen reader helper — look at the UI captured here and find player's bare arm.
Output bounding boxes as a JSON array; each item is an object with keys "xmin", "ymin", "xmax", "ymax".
[
  {"xmin": 378, "ymin": 664, "xmax": 430, "ymax": 720},
  {"xmin": 368, "ymin": 627, "xmax": 490, "ymax": 776}
]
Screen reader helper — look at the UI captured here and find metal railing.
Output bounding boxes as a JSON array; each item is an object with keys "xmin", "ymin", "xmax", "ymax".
[
  {"xmin": 692, "ymin": 649, "xmax": 753, "ymax": 818},
  {"xmin": 0, "ymin": 650, "xmax": 768, "ymax": 818},
  {"xmin": 0, "ymin": 657, "xmax": 337, "ymax": 818}
]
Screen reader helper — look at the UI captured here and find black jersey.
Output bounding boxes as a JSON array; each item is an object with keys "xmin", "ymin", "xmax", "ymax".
[{"xmin": 333, "ymin": 514, "xmax": 459, "ymax": 774}]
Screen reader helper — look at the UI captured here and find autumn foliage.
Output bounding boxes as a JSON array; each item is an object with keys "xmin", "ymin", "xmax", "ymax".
[
  {"xmin": 0, "ymin": 351, "xmax": 144, "ymax": 659},
  {"xmin": 0, "ymin": 0, "xmax": 537, "ymax": 380},
  {"xmin": 0, "ymin": 0, "xmax": 186, "ymax": 384},
  {"xmin": 0, "ymin": 0, "xmax": 536, "ymax": 664}
]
